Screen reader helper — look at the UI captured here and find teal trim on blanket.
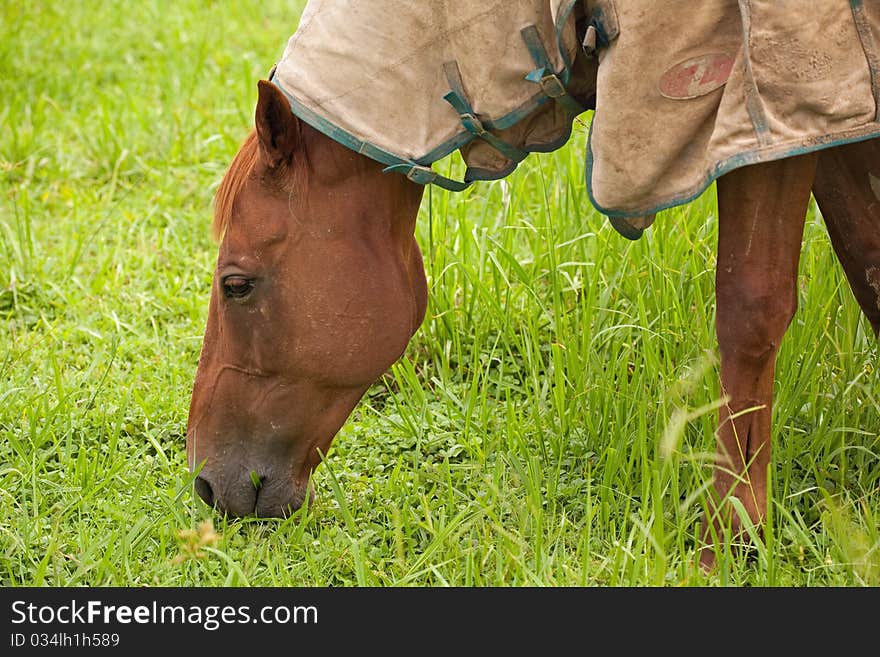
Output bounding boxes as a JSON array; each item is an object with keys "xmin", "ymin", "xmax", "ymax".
[
  {"xmin": 271, "ymin": 6, "xmax": 586, "ymax": 191},
  {"xmin": 463, "ymin": 121, "xmax": 577, "ymax": 182},
  {"xmin": 270, "ymin": 77, "xmax": 471, "ymax": 191},
  {"xmin": 413, "ymin": 132, "xmax": 474, "ymax": 167},
  {"xmin": 464, "ymin": 162, "xmax": 519, "ymax": 183},
  {"xmin": 412, "ymin": 88, "xmax": 576, "ymax": 166},
  {"xmin": 607, "ymin": 216, "xmax": 645, "ymax": 241},
  {"xmin": 585, "ymin": 117, "xmax": 880, "ymax": 227}
]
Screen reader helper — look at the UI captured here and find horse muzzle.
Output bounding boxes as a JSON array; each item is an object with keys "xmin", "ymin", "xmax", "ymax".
[{"xmin": 193, "ymin": 466, "xmax": 314, "ymax": 518}]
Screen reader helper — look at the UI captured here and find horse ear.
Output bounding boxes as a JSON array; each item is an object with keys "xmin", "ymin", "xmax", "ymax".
[{"xmin": 255, "ymin": 80, "xmax": 300, "ymax": 168}]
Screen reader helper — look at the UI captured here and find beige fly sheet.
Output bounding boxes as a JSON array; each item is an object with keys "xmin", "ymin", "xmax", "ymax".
[
  {"xmin": 587, "ymin": 0, "xmax": 880, "ymax": 236},
  {"xmin": 270, "ymin": 0, "xmax": 880, "ymax": 238},
  {"xmin": 270, "ymin": 1, "xmax": 594, "ymax": 189}
]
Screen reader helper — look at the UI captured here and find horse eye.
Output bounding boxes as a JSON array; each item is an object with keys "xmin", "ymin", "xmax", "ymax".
[{"xmin": 222, "ymin": 275, "xmax": 255, "ymax": 299}]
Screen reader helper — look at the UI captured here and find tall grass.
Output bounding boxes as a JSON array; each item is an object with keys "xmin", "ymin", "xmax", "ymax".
[{"xmin": 1, "ymin": 1, "xmax": 877, "ymax": 586}]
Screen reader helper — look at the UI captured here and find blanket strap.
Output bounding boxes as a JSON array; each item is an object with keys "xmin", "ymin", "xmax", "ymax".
[
  {"xmin": 520, "ymin": 25, "xmax": 584, "ymax": 117},
  {"xmin": 268, "ymin": 66, "xmax": 470, "ymax": 192},
  {"xmin": 442, "ymin": 61, "xmax": 529, "ymax": 164},
  {"xmin": 382, "ymin": 162, "xmax": 471, "ymax": 191}
]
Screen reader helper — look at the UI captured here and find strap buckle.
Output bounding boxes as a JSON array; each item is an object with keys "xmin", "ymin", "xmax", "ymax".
[
  {"xmin": 458, "ymin": 112, "xmax": 488, "ymax": 137},
  {"xmin": 537, "ymin": 73, "xmax": 567, "ymax": 99}
]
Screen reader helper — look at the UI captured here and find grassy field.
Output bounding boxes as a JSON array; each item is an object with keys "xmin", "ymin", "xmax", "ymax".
[{"xmin": 1, "ymin": 1, "xmax": 878, "ymax": 587}]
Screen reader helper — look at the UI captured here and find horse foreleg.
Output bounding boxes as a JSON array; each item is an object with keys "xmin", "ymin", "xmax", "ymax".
[
  {"xmin": 700, "ymin": 153, "xmax": 818, "ymax": 569},
  {"xmin": 812, "ymin": 139, "xmax": 880, "ymax": 335}
]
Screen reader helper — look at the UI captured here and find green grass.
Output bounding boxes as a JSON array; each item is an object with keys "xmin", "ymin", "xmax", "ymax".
[{"xmin": 1, "ymin": 1, "xmax": 878, "ymax": 587}]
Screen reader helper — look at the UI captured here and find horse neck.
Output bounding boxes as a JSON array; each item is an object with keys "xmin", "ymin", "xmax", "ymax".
[{"xmin": 301, "ymin": 124, "xmax": 425, "ymax": 242}]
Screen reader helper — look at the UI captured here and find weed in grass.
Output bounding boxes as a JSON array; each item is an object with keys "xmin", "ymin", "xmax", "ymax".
[{"xmin": 172, "ymin": 520, "xmax": 220, "ymax": 565}]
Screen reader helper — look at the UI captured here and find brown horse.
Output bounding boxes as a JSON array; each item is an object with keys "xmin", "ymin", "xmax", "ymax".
[{"xmin": 187, "ymin": 35, "xmax": 880, "ymax": 570}]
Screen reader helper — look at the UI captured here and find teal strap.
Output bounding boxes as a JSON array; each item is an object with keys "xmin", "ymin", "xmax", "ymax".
[
  {"xmin": 442, "ymin": 61, "xmax": 528, "ymax": 163},
  {"xmin": 520, "ymin": 25, "xmax": 584, "ymax": 116},
  {"xmin": 269, "ymin": 70, "xmax": 471, "ymax": 192},
  {"xmin": 382, "ymin": 162, "xmax": 471, "ymax": 192}
]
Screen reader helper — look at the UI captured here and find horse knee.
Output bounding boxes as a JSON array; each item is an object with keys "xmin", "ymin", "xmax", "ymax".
[{"xmin": 716, "ymin": 278, "xmax": 797, "ymax": 363}]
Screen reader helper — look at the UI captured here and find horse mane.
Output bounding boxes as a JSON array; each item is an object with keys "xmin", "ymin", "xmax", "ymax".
[{"xmin": 212, "ymin": 130, "xmax": 260, "ymax": 240}]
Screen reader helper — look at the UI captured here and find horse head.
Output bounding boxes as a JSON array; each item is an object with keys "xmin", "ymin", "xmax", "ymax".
[{"xmin": 186, "ymin": 80, "xmax": 427, "ymax": 517}]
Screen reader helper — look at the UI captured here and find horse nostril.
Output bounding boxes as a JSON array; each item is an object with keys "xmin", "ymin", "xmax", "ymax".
[{"xmin": 194, "ymin": 476, "xmax": 214, "ymax": 507}]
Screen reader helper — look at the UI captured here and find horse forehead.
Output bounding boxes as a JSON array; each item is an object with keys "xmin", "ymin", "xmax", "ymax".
[{"xmin": 228, "ymin": 185, "xmax": 292, "ymax": 246}]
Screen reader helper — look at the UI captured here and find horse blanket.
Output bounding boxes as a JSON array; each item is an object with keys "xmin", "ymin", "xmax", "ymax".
[{"xmin": 270, "ymin": 0, "xmax": 880, "ymax": 238}]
